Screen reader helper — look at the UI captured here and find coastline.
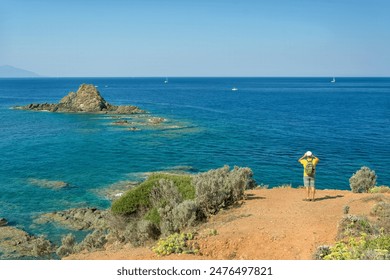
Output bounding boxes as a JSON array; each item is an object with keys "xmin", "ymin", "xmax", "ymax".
[
  {"xmin": 2, "ymin": 175, "xmax": 389, "ymax": 260},
  {"xmin": 64, "ymin": 187, "xmax": 390, "ymax": 260}
]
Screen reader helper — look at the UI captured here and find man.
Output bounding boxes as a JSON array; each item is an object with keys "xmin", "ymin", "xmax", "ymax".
[{"xmin": 298, "ymin": 151, "xmax": 319, "ymax": 201}]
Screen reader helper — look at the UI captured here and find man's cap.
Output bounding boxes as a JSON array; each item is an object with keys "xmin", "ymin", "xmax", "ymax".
[{"xmin": 306, "ymin": 151, "xmax": 312, "ymax": 157}]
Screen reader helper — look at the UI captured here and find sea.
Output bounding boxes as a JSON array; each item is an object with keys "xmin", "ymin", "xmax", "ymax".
[{"xmin": 0, "ymin": 77, "xmax": 389, "ymax": 258}]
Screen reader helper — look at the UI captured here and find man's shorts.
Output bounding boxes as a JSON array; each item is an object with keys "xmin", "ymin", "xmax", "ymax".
[{"xmin": 304, "ymin": 176, "xmax": 315, "ymax": 187}]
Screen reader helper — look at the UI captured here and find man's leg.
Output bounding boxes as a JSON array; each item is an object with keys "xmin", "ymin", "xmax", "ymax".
[
  {"xmin": 304, "ymin": 177, "xmax": 310, "ymax": 200},
  {"xmin": 310, "ymin": 177, "xmax": 316, "ymax": 201}
]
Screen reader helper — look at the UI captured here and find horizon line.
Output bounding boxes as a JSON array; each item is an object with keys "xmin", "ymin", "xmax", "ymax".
[{"xmin": 1, "ymin": 76, "xmax": 390, "ymax": 79}]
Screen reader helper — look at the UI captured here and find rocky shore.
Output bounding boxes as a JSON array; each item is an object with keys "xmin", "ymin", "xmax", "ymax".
[
  {"xmin": 0, "ymin": 222, "xmax": 54, "ymax": 259},
  {"xmin": 1, "ymin": 207, "xmax": 111, "ymax": 259},
  {"xmin": 34, "ymin": 207, "xmax": 109, "ymax": 231},
  {"xmin": 14, "ymin": 84, "xmax": 145, "ymax": 114}
]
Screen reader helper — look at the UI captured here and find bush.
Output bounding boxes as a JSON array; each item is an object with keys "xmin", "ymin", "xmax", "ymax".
[
  {"xmin": 111, "ymin": 173, "xmax": 194, "ymax": 216},
  {"xmin": 123, "ymin": 220, "xmax": 161, "ymax": 246},
  {"xmin": 149, "ymin": 173, "xmax": 194, "ymax": 200},
  {"xmin": 144, "ymin": 207, "xmax": 160, "ymax": 226},
  {"xmin": 158, "ymin": 200, "xmax": 199, "ymax": 236},
  {"xmin": 337, "ymin": 215, "xmax": 376, "ymax": 240},
  {"xmin": 370, "ymin": 186, "xmax": 390, "ymax": 193},
  {"xmin": 152, "ymin": 232, "xmax": 198, "ymax": 256},
  {"xmin": 75, "ymin": 230, "xmax": 108, "ymax": 252},
  {"xmin": 110, "ymin": 166, "xmax": 255, "ymax": 248},
  {"xmin": 170, "ymin": 200, "xmax": 199, "ymax": 231},
  {"xmin": 320, "ymin": 233, "xmax": 390, "ymax": 260},
  {"xmin": 313, "ymin": 245, "xmax": 331, "ymax": 260},
  {"xmin": 149, "ymin": 179, "xmax": 199, "ymax": 236},
  {"xmin": 371, "ymin": 201, "xmax": 390, "ymax": 233},
  {"xmin": 349, "ymin": 166, "xmax": 377, "ymax": 193},
  {"xmin": 111, "ymin": 182, "xmax": 154, "ymax": 216},
  {"xmin": 371, "ymin": 202, "xmax": 390, "ymax": 219},
  {"xmin": 56, "ymin": 233, "xmax": 76, "ymax": 257},
  {"xmin": 193, "ymin": 165, "xmax": 256, "ymax": 216},
  {"xmin": 149, "ymin": 179, "xmax": 183, "ymax": 209}
]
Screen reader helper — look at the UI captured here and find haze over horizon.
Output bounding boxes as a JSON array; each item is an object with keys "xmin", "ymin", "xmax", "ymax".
[{"xmin": 1, "ymin": 0, "xmax": 389, "ymax": 77}]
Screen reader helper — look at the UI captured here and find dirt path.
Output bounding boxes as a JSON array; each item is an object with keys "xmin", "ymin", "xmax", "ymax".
[{"xmin": 66, "ymin": 188, "xmax": 389, "ymax": 260}]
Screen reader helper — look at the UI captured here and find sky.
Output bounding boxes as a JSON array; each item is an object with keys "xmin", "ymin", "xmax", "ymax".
[{"xmin": 0, "ymin": 0, "xmax": 389, "ymax": 77}]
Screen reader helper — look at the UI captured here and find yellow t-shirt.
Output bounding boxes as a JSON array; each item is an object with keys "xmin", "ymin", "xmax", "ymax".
[{"xmin": 299, "ymin": 157, "xmax": 319, "ymax": 177}]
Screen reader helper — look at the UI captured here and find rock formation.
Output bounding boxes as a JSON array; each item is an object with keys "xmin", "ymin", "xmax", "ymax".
[
  {"xmin": 0, "ymin": 225, "xmax": 54, "ymax": 258},
  {"xmin": 14, "ymin": 84, "xmax": 145, "ymax": 114},
  {"xmin": 35, "ymin": 207, "xmax": 109, "ymax": 231},
  {"xmin": 0, "ymin": 218, "xmax": 8, "ymax": 227}
]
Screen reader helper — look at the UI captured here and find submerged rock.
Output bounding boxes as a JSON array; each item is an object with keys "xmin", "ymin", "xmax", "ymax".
[
  {"xmin": 0, "ymin": 218, "xmax": 8, "ymax": 227},
  {"xmin": 14, "ymin": 84, "xmax": 145, "ymax": 114},
  {"xmin": 128, "ymin": 127, "xmax": 141, "ymax": 131},
  {"xmin": 148, "ymin": 117, "xmax": 165, "ymax": 125},
  {"xmin": 112, "ymin": 120, "xmax": 130, "ymax": 126},
  {"xmin": 28, "ymin": 178, "xmax": 69, "ymax": 190}
]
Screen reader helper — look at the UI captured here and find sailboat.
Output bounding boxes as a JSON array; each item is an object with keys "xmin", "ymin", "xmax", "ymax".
[
  {"xmin": 331, "ymin": 77, "xmax": 336, "ymax": 83},
  {"xmin": 164, "ymin": 77, "xmax": 168, "ymax": 84}
]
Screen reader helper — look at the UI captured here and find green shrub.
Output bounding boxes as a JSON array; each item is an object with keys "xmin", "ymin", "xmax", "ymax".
[
  {"xmin": 193, "ymin": 165, "xmax": 256, "ymax": 216},
  {"xmin": 159, "ymin": 200, "xmax": 199, "ymax": 236},
  {"xmin": 371, "ymin": 201, "xmax": 390, "ymax": 233},
  {"xmin": 111, "ymin": 166, "xmax": 255, "ymax": 247},
  {"xmin": 152, "ymin": 232, "xmax": 198, "ymax": 256},
  {"xmin": 321, "ymin": 233, "xmax": 390, "ymax": 260},
  {"xmin": 349, "ymin": 166, "xmax": 377, "ymax": 193},
  {"xmin": 56, "ymin": 233, "xmax": 76, "ymax": 257},
  {"xmin": 75, "ymin": 230, "xmax": 108, "ymax": 252},
  {"xmin": 150, "ymin": 173, "xmax": 194, "ymax": 200},
  {"xmin": 111, "ymin": 182, "xmax": 154, "ymax": 216},
  {"xmin": 170, "ymin": 200, "xmax": 199, "ymax": 231},
  {"xmin": 314, "ymin": 245, "xmax": 331, "ymax": 260},
  {"xmin": 371, "ymin": 202, "xmax": 390, "ymax": 219},
  {"xmin": 337, "ymin": 215, "xmax": 375, "ymax": 240},
  {"xmin": 123, "ymin": 220, "xmax": 160, "ymax": 246},
  {"xmin": 149, "ymin": 179, "xmax": 183, "ymax": 209},
  {"xmin": 144, "ymin": 207, "xmax": 161, "ymax": 226},
  {"xmin": 111, "ymin": 173, "xmax": 194, "ymax": 216},
  {"xmin": 148, "ymin": 179, "xmax": 199, "ymax": 236},
  {"xmin": 370, "ymin": 186, "xmax": 390, "ymax": 193}
]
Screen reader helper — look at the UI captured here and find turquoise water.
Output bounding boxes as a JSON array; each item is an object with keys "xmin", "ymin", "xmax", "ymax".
[{"xmin": 0, "ymin": 77, "xmax": 389, "ymax": 255}]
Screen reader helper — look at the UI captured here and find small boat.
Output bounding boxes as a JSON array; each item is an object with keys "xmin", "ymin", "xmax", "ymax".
[
  {"xmin": 164, "ymin": 77, "xmax": 168, "ymax": 84},
  {"xmin": 331, "ymin": 77, "xmax": 336, "ymax": 83},
  {"xmin": 231, "ymin": 87, "xmax": 238, "ymax": 91}
]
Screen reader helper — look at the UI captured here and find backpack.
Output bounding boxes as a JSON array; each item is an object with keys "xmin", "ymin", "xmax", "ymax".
[{"xmin": 305, "ymin": 158, "xmax": 315, "ymax": 176}]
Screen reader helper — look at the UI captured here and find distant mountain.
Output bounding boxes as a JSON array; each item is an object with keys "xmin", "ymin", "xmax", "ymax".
[{"xmin": 0, "ymin": 65, "xmax": 40, "ymax": 77}]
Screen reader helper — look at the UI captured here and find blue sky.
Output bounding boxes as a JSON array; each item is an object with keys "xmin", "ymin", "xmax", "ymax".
[{"xmin": 0, "ymin": 0, "xmax": 389, "ymax": 77}]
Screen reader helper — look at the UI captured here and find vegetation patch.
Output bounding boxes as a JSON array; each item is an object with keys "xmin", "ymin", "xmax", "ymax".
[
  {"xmin": 194, "ymin": 165, "xmax": 256, "ymax": 217},
  {"xmin": 108, "ymin": 166, "xmax": 255, "ymax": 253},
  {"xmin": 319, "ymin": 233, "xmax": 390, "ymax": 260},
  {"xmin": 111, "ymin": 173, "xmax": 193, "ymax": 216},
  {"xmin": 317, "ymin": 198, "xmax": 390, "ymax": 260},
  {"xmin": 349, "ymin": 166, "xmax": 377, "ymax": 193},
  {"xmin": 370, "ymin": 186, "xmax": 390, "ymax": 194},
  {"xmin": 152, "ymin": 232, "xmax": 198, "ymax": 256}
]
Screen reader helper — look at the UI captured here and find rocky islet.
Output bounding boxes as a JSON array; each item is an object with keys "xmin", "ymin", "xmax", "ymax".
[{"xmin": 14, "ymin": 83, "xmax": 145, "ymax": 114}]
